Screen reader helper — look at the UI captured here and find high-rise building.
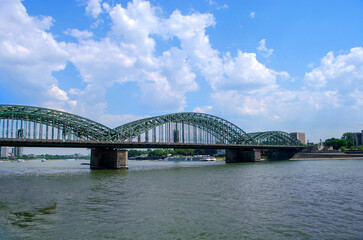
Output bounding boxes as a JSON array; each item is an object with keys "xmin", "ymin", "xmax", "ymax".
[
  {"xmin": 290, "ymin": 132, "xmax": 306, "ymax": 144},
  {"xmin": 353, "ymin": 131, "xmax": 363, "ymax": 148},
  {"xmin": 0, "ymin": 147, "xmax": 9, "ymax": 157},
  {"xmin": 12, "ymin": 147, "xmax": 23, "ymax": 157}
]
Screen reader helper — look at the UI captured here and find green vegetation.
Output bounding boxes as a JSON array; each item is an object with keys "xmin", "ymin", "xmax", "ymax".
[
  {"xmin": 324, "ymin": 138, "xmax": 347, "ymax": 150},
  {"xmin": 341, "ymin": 132, "xmax": 354, "ymax": 148},
  {"xmin": 358, "ymin": 145, "xmax": 363, "ymax": 150},
  {"xmin": 324, "ymin": 132, "xmax": 354, "ymax": 150}
]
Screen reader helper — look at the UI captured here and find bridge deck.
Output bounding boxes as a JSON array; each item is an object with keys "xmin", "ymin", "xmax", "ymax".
[{"xmin": 0, "ymin": 138, "xmax": 304, "ymax": 150}]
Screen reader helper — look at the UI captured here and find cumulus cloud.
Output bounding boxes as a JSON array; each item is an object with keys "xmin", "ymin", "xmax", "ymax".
[
  {"xmin": 109, "ymin": 0, "xmax": 159, "ymax": 57},
  {"xmin": 257, "ymin": 39, "xmax": 273, "ymax": 58},
  {"xmin": 222, "ymin": 50, "xmax": 279, "ymax": 91},
  {"xmin": 6, "ymin": 0, "xmax": 361, "ymax": 141},
  {"xmin": 0, "ymin": 0, "xmax": 291, "ymax": 122},
  {"xmin": 250, "ymin": 11, "xmax": 256, "ymax": 18},
  {"xmin": 304, "ymin": 47, "xmax": 363, "ymax": 90},
  {"xmin": 211, "ymin": 89, "xmax": 340, "ymax": 121},
  {"xmin": 0, "ymin": 0, "xmax": 69, "ymax": 109},
  {"xmin": 86, "ymin": 0, "xmax": 103, "ymax": 18}
]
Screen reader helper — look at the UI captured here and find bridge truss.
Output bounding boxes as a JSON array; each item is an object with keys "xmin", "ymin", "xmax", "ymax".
[{"xmin": 0, "ymin": 105, "xmax": 302, "ymax": 146}]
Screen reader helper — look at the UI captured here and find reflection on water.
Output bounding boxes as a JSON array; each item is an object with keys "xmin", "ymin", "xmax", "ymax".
[{"xmin": 0, "ymin": 159, "xmax": 363, "ymax": 239}]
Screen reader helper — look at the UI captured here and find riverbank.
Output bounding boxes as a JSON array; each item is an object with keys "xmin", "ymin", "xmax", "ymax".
[{"xmin": 291, "ymin": 151, "xmax": 363, "ymax": 160}]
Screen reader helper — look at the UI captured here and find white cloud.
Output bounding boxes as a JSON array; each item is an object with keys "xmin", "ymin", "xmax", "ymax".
[
  {"xmin": 304, "ymin": 47, "xmax": 363, "ymax": 90},
  {"xmin": 164, "ymin": 10, "xmax": 226, "ymax": 93},
  {"xmin": 159, "ymin": 47, "xmax": 198, "ymax": 93},
  {"xmin": 67, "ymin": 1, "xmax": 286, "ymax": 119},
  {"xmin": 64, "ymin": 29, "xmax": 93, "ymax": 40},
  {"xmin": 4, "ymin": 0, "xmax": 287, "ymax": 120},
  {"xmin": 221, "ymin": 50, "xmax": 279, "ymax": 91},
  {"xmin": 212, "ymin": 91, "xmax": 267, "ymax": 116},
  {"xmin": 0, "ymin": 0, "xmax": 69, "ymax": 109},
  {"xmin": 211, "ymin": 89, "xmax": 341, "ymax": 125},
  {"xmin": 138, "ymin": 71, "xmax": 186, "ymax": 112},
  {"xmin": 250, "ymin": 11, "xmax": 256, "ymax": 18},
  {"xmin": 109, "ymin": 0, "xmax": 159, "ymax": 57},
  {"xmin": 257, "ymin": 39, "xmax": 273, "ymax": 58},
  {"xmin": 67, "ymin": 38, "xmax": 137, "ymax": 86},
  {"xmin": 86, "ymin": 0, "xmax": 103, "ymax": 18},
  {"xmin": 99, "ymin": 114, "xmax": 150, "ymax": 128},
  {"xmin": 193, "ymin": 106, "xmax": 213, "ymax": 113},
  {"xmin": 5, "ymin": 0, "xmax": 363, "ymax": 143}
]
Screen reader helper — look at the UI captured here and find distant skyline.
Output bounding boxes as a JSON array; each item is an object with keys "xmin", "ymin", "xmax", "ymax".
[{"xmin": 1, "ymin": 0, "xmax": 363, "ymax": 154}]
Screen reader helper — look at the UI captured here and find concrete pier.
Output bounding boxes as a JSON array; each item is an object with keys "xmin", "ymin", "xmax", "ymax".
[
  {"xmin": 91, "ymin": 148, "xmax": 128, "ymax": 169},
  {"xmin": 225, "ymin": 149, "xmax": 261, "ymax": 163}
]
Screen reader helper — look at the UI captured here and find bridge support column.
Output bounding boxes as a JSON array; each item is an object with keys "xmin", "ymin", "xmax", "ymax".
[
  {"xmin": 225, "ymin": 149, "xmax": 261, "ymax": 163},
  {"xmin": 91, "ymin": 148, "xmax": 128, "ymax": 170}
]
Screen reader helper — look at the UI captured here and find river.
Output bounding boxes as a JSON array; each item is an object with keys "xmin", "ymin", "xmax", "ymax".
[{"xmin": 0, "ymin": 159, "xmax": 362, "ymax": 239}]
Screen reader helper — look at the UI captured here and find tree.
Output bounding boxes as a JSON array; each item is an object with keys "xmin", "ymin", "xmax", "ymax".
[
  {"xmin": 358, "ymin": 145, "xmax": 363, "ymax": 150},
  {"xmin": 341, "ymin": 132, "xmax": 353, "ymax": 148},
  {"xmin": 324, "ymin": 138, "xmax": 347, "ymax": 150},
  {"xmin": 350, "ymin": 146, "xmax": 355, "ymax": 150},
  {"xmin": 341, "ymin": 146, "xmax": 347, "ymax": 151}
]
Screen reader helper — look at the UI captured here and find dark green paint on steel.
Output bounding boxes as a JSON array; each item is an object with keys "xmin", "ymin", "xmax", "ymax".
[{"xmin": 0, "ymin": 105, "xmax": 302, "ymax": 146}]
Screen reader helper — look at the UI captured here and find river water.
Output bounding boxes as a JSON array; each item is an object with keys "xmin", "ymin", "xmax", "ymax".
[{"xmin": 0, "ymin": 159, "xmax": 363, "ymax": 239}]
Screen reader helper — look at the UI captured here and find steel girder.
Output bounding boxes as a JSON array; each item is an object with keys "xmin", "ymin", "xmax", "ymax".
[
  {"xmin": 112, "ymin": 112, "xmax": 252, "ymax": 144},
  {"xmin": 0, "ymin": 105, "xmax": 302, "ymax": 146},
  {"xmin": 0, "ymin": 105, "xmax": 112, "ymax": 140},
  {"xmin": 247, "ymin": 131, "xmax": 302, "ymax": 146}
]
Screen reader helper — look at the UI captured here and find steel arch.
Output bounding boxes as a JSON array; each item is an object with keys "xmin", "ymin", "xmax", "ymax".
[
  {"xmin": 248, "ymin": 131, "xmax": 302, "ymax": 146},
  {"xmin": 0, "ymin": 105, "xmax": 302, "ymax": 146},
  {"xmin": 0, "ymin": 105, "xmax": 112, "ymax": 140},
  {"xmin": 112, "ymin": 112, "xmax": 253, "ymax": 144}
]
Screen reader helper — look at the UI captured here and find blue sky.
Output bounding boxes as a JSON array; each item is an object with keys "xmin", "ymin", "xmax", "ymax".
[{"xmin": 1, "ymin": 0, "xmax": 363, "ymax": 155}]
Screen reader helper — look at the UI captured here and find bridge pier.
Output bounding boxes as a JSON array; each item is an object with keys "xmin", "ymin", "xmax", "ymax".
[
  {"xmin": 90, "ymin": 148, "xmax": 128, "ymax": 170},
  {"xmin": 225, "ymin": 149, "xmax": 261, "ymax": 163}
]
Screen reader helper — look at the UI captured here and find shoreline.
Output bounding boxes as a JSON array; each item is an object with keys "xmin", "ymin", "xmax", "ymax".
[{"xmin": 290, "ymin": 157, "xmax": 363, "ymax": 161}]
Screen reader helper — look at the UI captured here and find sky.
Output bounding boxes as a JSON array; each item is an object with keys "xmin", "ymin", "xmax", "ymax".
[{"xmin": 1, "ymin": 0, "xmax": 363, "ymax": 154}]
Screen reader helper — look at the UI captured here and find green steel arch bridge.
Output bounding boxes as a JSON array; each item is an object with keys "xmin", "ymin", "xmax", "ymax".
[{"xmin": 0, "ymin": 105, "xmax": 304, "ymax": 169}]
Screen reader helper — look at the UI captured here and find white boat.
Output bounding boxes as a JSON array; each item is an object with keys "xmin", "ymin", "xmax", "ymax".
[
  {"xmin": 17, "ymin": 159, "xmax": 25, "ymax": 162},
  {"xmin": 40, "ymin": 158, "xmax": 46, "ymax": 162},
  {"xmin": 192, "ymin": 155, "xmax": 217, "ymax": 161}
]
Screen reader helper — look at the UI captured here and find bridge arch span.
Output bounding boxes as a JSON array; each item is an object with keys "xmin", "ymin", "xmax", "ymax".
[
  {"xmin": 0, "ymin": 105, "xmax": 112, "ymax": 141},
  {"xmin": 0, "ymin": 105, "xmax": 302, "ymax": 146},
  {"xmin": 248, "ymin": 131, "xmax": 302, "ymax": 146},
  {"xmin": 113, "ymin": 112, "xmax": 252, "ymax": 144}
]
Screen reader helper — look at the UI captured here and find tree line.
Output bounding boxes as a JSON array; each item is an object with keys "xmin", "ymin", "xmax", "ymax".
[{"xmin": 324, "ymin": 132, "xmax": 363, "ymax": 150}]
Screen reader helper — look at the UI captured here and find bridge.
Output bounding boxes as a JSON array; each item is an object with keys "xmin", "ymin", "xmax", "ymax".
[{"xmin": 0, "ymin": 105, "xmax": 304, "ymax": 169}]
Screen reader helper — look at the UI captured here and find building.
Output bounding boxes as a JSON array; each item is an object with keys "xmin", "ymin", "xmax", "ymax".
[
  {"xmin": 0, "ymin": 147, "xmax": 9, "ymax": 157},
  {"xmin": 12, "ymin": 147, "xmax": 23, "ymax": 157},
  {"xmin": 353, "ymin": 131, "xmax": 363, "ymax": 148},
  {"xmin": 290, "ymin": 132, "xmax": 306, "ymax": 145}
]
